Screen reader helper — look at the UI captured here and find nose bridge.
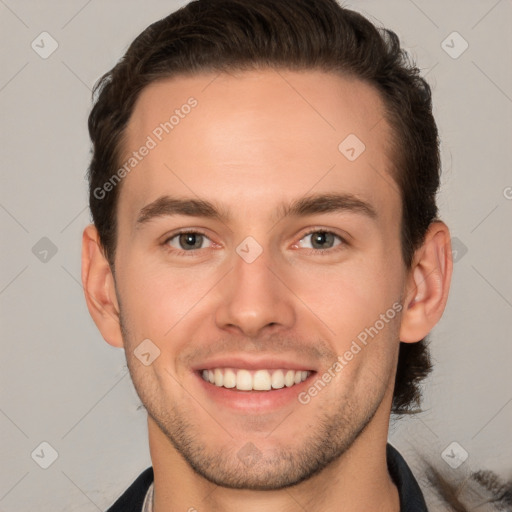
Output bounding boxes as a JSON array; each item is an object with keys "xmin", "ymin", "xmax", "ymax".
[{"xmin": 214, "ymin": 238, "xmax": 295, "ymax": 337}]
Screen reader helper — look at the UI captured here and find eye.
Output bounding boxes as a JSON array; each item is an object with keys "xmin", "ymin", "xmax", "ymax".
[
  {"xmin": 297, "ymin": 230, "xmax": 345, "ymax": 252},
  {"xmin": 164, "ymin": 231, "xmax": 213, "ymax": 253}
]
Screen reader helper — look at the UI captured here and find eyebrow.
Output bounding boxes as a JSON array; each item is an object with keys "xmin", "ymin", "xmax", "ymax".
[{"xmin": 136, "ymin": 192, "xmax": 377, "ymax": 227}]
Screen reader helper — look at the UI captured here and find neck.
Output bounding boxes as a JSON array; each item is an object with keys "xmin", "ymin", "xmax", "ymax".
[{"xmin": 148, "ymin": 402, "xmax": 400, "ymax": 512}]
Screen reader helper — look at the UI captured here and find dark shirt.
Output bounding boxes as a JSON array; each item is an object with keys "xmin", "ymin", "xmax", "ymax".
[
  {"xmin": 106, "ymin": 442, "xmax": 428, "ymax": 511},
  {"xmin": 387, "ymin": 443, "xmax": 429, "ymax": 511}
]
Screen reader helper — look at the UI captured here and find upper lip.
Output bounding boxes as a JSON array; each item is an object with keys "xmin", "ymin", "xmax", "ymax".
[{"xmin": 191, "ymin": 354, "xmax": 317, "ymax": 372}]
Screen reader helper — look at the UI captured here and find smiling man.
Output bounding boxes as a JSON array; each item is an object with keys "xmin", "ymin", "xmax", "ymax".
[{"xmin": 81, "ymin": 1, "xmax": 452, "ymax": 511}]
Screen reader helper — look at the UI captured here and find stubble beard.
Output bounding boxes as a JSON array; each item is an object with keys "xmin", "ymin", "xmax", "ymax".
[{"xmin": 119, "ymin": 314, "xmax": 388, "ymax": 491}]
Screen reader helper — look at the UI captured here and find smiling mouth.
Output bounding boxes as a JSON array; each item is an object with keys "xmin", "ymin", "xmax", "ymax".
[{"xmin": 198, "ymin": 367, "xmax": 314, "ymax": 391}]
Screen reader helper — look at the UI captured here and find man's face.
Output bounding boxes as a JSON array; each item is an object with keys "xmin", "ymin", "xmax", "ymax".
[{"xmin": 113, "ymin": 69, "xmax": 407, "ymax": 489}]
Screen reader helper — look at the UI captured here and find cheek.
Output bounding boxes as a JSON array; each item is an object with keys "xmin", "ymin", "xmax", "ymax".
[
  {"xmin": 116, "ymin": 254, "xmax": 218, "ymax": 341},
  {"xmin": 287, "ymin": 247, "xmax": 404, "ymax": 340}
]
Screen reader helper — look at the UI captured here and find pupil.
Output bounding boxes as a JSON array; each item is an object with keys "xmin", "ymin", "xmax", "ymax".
[
  {"xmin": 180, "ymin": 233, "xmax": 201, "ymax": 249},
  {"xmin": 312, "ymin": 232, "xmax": 332, "ymax": 249}
]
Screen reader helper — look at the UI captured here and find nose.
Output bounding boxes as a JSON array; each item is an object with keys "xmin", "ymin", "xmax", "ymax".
[{"xmin": 214, "ymin": 245, "xmax": 296, "ymax": 339}]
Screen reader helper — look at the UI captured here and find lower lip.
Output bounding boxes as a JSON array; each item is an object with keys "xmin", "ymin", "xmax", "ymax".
[{"xmin": 193, "ymin": 371, "xmax": 316, "ymax": 413}]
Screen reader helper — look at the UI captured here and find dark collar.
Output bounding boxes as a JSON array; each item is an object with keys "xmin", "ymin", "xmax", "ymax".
[
  {"xmin": 387, "ymin": 443, "xmax": 429, "ymax": 511},
  {"xmin": 107, "ymin": 444, "xmax": 428, "ymax": 511},
  {"xmin": 106, "ymin": 466, "xmax": 153, "ymax": 512}
]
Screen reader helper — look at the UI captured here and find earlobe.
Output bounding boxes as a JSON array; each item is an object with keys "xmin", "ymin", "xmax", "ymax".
[
  {"xmin": 81, "ymin": 224, "xmax": 124, "ymax": 348},
  {"xmin": 399, "ymin": 222, "xmax": 453, "ymax": 343}
]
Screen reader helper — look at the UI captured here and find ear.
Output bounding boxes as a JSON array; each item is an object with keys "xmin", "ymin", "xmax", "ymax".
[
  {"xmin": 399, "ymin": 221, "xmax": 453, "ymax": 343},
  {"xmin": 81, "ymin": 224, "xmax": 124, "ymax": 348}
]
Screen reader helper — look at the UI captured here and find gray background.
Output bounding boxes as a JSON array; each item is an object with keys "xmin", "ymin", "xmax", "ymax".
[{"xmin": 1, "ymin": 0, "xmax": 511, "ymax": 510}]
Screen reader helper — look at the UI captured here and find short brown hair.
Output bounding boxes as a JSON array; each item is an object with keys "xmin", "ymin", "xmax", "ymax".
[{"xmin": 87, "ymin": 0, "xmax": 440, "ymax": 414}]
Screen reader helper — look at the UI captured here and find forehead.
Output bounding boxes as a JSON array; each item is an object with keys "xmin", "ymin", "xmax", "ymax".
[{"xmin": 119, "ymin": 69, "xmax": 399, "ymax": 228}]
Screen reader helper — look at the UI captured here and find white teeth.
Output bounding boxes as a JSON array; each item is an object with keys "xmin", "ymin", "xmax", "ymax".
[
  {"xmin": 253, "ymin": 370, "xmax": 271, "ymax": 390},
  {"xmin": 284, "ymin": 370, "xmax": 295, "ymax": 387},
  {"xmin": 200, "ymin": 368, "xmax": 310, "ymax": 391},
  {"xmin": 271, "ymin": 370, "xmax": 285, "ymax": 389},
  {"xmin": 236, "ymin": 369, "xmax": 252, "ymax": 390},
  {"xmin": 223, "ymin": 369, "xmax": 236, "ymax": 388},
  {"xmin": 214, "ymin": 368, "xmax": 223, "ymax": 387}
]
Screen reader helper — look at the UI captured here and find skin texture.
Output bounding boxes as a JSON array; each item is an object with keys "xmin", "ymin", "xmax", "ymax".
[{"xmin": 82, "ymin": 69, "xmax": 452, "ymax": 511}]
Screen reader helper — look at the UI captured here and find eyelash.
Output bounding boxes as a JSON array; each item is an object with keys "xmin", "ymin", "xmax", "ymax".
[
  {"xmin": 162, "ymin": 228, "xmax": 348, "ymax": 257},
  {"xmin": 295, "ymin": 228, "xmax": 348, "ymax": 256},
  {"xmin": 162, "ymin": 229, "xmax": 213, "ymax": 257}
]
